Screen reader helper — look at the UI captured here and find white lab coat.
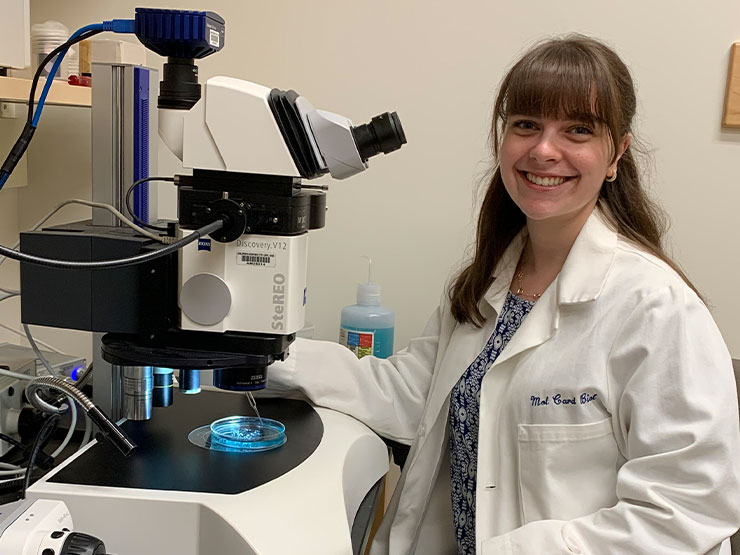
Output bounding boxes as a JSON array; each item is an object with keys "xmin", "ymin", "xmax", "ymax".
[{"xmin": 267, "ymin": 209, "xmax": 740, "ymax": 554}]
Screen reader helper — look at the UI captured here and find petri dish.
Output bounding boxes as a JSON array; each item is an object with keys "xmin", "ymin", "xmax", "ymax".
[{"xmin": 188, "ymin": 415, "xmax": 286, "ymax": 453}]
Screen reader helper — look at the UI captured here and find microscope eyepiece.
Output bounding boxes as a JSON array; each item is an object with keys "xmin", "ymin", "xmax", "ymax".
[{"xmin": 352, "ymin": 111, "xmax": 407, "ymax": 162}]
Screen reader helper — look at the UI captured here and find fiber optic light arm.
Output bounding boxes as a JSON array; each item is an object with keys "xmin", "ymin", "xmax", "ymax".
[{"xmin": 26, "ymin": 376, "xmax": 136, "ymax": 457}]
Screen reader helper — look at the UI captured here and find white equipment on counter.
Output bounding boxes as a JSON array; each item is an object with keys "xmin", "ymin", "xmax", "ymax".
[{"xmin": 0, "ymin": 498, "xmax": 110, "ymax": 554}]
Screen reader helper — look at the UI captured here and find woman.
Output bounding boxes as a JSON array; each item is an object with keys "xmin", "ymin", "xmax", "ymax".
[{"xmin": 267, "ymin": 35, "xmax": 740, "ymax": 554}]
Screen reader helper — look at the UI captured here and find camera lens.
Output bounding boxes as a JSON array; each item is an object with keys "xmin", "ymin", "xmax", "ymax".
[
  {"xmin": 352, "ymin": 111, "xmax": 407, "ymax": 162},
  {"xmin": 158, "ymin": 57, "xmax": 201, "ymax": 110}
]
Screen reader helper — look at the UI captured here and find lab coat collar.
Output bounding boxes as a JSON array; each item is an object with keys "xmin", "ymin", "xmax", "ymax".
[
  {"xmin": 416, "ymin": 208, "xmax": 618, "ymax": 437},
  {"xmin": 482, "ymin": 207, "xmax": 618, "ymax": 313},
  {"xmin": 556, "ymin": 207, "xmax": 618, "ymax": 304}
]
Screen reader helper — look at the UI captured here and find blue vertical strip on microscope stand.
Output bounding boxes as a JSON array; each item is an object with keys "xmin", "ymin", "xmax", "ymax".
[{"xmin": 133, "ymin": 67, "xmax": 150, "ymax": 224}]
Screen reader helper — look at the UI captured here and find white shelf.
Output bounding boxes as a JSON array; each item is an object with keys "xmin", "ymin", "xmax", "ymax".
[{"xmin": 0, "ymin": 76, "xmax": 90, "ymax": 107}]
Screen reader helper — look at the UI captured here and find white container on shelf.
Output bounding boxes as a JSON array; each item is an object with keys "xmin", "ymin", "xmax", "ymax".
[{"xmin": 31, "ymin": 21, "xmax": 69, "ymax": 80}]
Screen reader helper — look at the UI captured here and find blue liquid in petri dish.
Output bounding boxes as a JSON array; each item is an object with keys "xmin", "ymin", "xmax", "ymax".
[{"xmin": 209, "ymin": 416, "xmax": 286, "ymax": 452}]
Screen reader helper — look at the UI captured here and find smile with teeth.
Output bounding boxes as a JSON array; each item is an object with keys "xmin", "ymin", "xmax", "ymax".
[{"xmin": 524, "ymin": 172, "xmax": 569, "ymax": 187}]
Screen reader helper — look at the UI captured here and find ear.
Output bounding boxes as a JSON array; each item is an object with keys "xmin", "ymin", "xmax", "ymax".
[{"xmin": 608, "ymin": 133, "xmax": 631, "ymax": 175}]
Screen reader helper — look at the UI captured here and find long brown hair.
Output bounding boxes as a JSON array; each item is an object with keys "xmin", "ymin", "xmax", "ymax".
[{"xmin": 449, "ymin": 34, "xmax": 700, "ymax": 326}]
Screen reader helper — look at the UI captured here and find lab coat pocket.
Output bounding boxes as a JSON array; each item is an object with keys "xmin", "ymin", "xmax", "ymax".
[{"xmin": 517, "ymin": 418, "xmax": 618, "ymax": 523}]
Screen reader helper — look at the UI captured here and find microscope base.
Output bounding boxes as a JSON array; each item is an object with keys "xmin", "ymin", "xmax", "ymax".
[{"xmin": 28, "ymin": 393, "xmax": 389, "ymax": 554}]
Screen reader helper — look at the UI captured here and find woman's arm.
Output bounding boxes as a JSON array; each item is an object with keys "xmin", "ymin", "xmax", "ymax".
[{"xmin": 265, "ymin": 304, "xmax": 443, "ymax": 444}]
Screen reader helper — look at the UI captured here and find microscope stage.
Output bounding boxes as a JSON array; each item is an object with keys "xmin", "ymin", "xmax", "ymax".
[
  {"xmin": 48, "ymin": 393, "xmax": 321, "ymax": 494},
  {"xmin": 27, "ymin": 391, "xmax": 389, "ymax": 554}
]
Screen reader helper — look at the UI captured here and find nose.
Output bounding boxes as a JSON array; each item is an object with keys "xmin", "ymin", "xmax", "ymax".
[{"xmin": 529, "ymin": 129, "xmax": 561, "ymax": 163}]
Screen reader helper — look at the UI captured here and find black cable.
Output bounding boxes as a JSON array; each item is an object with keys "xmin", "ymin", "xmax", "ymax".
[
  {"xmin": 1, "ymin": 415, "xmax": 57, "ymax": 470},
  {"xmin": 125, "ymin": 176, "xmax": 175, "ymax": 232},
  {"xmin": 0, "ymin": 218, "xmax": 224, "ymax": 270},
  {"xmin": 0, "ymin": 432, "xmax": 25, "ymax": 452},
  {"xmin": 21, "ymin": 413, "xmax": 60, "ymax": 499},
  {"xmin": 0, "ymin": 30, "xmax": 104, "ymax": 189},
  {"xmin": 27, "ymin": 29, "xmax": 104, "ymax": 125}
]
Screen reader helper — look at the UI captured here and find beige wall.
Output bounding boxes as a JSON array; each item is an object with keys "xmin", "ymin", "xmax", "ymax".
[{"xmin": 13, "ymin": 0, "xmax": 740, "ymax": 359}]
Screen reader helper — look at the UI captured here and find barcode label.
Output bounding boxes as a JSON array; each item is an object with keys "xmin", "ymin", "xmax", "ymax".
[
  {"xmin": 237, "ymin": 252, "xmax": 275, "ymax": 267},
  {"xmin": 209, "ymin": 29, "xmax": 220, "ymax": 48}
]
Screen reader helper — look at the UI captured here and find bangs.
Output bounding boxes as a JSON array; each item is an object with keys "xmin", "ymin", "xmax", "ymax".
[
  {"xmin": 500, "ymin": 44, "xmax": 613, "ymax": 126},
  {"xmin": 490, "ymin": 36, "xmax": 635, "ymax": 162}
]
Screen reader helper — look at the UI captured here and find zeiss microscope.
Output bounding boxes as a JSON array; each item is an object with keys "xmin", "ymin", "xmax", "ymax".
[{"xmin": 7, "ymin": 8, "xmax": 406, "ymax": 554}]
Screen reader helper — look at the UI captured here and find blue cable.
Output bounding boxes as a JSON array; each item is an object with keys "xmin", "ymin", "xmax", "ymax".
[
  {"xmin": 32, "ymin": 20, "xmax": 135, "ymax": 127},
  {"xmin": 0, "ymin": 19, "xmax": 135, "ymax": 189}
]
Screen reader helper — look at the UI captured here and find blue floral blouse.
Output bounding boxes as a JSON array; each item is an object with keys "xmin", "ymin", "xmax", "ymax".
[{"xmin": 448, "ymin": 291, "xmax": 535, "ymax": 555}]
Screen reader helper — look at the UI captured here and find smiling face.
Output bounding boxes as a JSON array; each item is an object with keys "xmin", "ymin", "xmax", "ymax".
[
  {"xmin": 489, "ymin": 37, "xmax": 636, "ymax": 235},
  {"xmin": 499, "ymin": 115, "xmax": 628, "ymax": 228}
]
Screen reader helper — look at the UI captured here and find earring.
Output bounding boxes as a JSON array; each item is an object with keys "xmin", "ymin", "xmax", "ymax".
[{"xmin": 605, "ymin": 170, "xmax": 617, "ymax": 182}]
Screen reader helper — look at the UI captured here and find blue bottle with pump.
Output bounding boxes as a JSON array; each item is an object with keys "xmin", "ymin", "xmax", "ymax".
[{"xmin": 339, "ymin": 257, "xmax": 394, "ymax": 359}]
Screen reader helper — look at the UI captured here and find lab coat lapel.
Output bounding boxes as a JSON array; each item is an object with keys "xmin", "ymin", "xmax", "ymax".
[
  {"xmin": 421, "ymin": 235, "xmax": 525, "ymax": 429},
  {"xmin": 489, "ymin": 283, "xmax": 558, "ymax": 369},
  {"xmin": 480, "ymin": 230, "xmax": 559, "ymax": 369},
  {"xmin": 490, "ymin": 208, "xmax": 618, "ymax": 368},
  {"xmin": 422, "ymin": 317, "xmax": 498, "ymax": 432}
]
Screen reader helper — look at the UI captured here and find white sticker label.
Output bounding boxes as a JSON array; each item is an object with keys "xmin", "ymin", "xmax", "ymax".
[
  {"xmin": 237, "ymin": 252, "xmax": 275, "ymax": 267},
  {"xmin": 209, "ymin": 29, "xmax": 220, "ymax": 48}
]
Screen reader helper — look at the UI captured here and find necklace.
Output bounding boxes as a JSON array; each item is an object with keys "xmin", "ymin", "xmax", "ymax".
[{"xmin": 514, "ymin": 243, "xmax": 543, "ymax": 301}]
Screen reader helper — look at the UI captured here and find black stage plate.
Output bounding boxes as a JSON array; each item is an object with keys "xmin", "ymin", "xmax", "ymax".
[{"xmin": 48, "ymin": 393, "xmax": 323, "ymax": 494}]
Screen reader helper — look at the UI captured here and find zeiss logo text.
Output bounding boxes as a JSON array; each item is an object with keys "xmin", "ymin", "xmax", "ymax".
[{"xmin": 198, "ymin": 239, "xmax": 212, "ymax": 251}]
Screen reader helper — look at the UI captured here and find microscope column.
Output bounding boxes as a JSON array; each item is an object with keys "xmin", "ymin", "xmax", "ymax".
[{"xmin": 89, "ymin": 48, "xmax": 159, "ymax": 419}]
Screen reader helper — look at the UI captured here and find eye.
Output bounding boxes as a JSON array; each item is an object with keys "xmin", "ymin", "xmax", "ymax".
[
  {"xmin": 570, "ymin": 125, "xmax": 593, "ymax": 135},
  {"xmin": 511, "ymin": 119, "xmax": 538, "ymax": 131}
]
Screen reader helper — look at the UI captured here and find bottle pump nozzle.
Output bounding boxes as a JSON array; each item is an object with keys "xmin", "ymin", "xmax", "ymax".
[{"xmin": 357, "ymin": 255, "xmax": 381, "ymax": 305}]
